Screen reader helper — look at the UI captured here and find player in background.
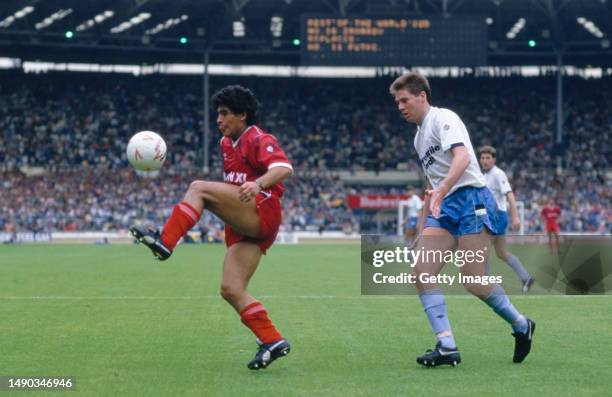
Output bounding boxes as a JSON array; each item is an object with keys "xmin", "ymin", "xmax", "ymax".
[
  {"xmin": 403, "ymin": 187, "xmax": 423, "ymax": 247},
  {"xmin": 130, "ymin": 85, "xmax": 293, "ymax": 370},
  {"xmin": 541, "ymin": 198, "xmax": 561, "ymax": 255},
  {"xmin": 478, "ymin": 146, "xmax": 534, "ymax": 292},
  {"xmin": 390, "ymin": 72, "xmax": 535, "ymax": 367}
]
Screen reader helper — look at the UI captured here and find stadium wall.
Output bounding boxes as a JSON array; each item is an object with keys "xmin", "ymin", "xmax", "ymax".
[
  {"xmin": 1, "ymin": 232, "xmax": 607, "ymax": 245},
  {"xmin": 0, "ymin": 231, "xmax": 362, "ymax": 245}
]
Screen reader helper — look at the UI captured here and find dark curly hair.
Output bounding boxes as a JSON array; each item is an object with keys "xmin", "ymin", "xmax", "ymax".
[{"xmin": 211, "ymin": 85, "xmax": 260, "ymax": 125}]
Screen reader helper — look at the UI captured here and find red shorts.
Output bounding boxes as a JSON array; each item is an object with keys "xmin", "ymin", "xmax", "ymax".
[
  {"xmin": 546, "ymin": 222, "xmax": 560, "ymax": 234},
  {"xmin": 224, "ymin": 192, "xmax": 282, "ymax": 254}
]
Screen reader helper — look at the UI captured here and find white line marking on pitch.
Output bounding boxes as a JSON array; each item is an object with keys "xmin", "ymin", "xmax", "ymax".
[{"xmin": 0, "ymin": 295, "xmax": 609, "ymax": 300}]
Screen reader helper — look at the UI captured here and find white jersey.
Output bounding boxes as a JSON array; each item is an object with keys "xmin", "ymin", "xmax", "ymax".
[
  {"xmin": 414, "ymin": 106, "xmax": 485, "ymax": 197},
  {"xmin": 484, "ymin": 165, "xmax": 512, "ymax": 212},
  {"xmin": 406, "ymin": 195, "xmax": 423, "ymax": 217}
]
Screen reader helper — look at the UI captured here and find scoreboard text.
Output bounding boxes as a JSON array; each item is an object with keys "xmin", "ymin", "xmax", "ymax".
[{"xmin": 301, "ymin": 15, "xmax": 487, "ymax": 66}]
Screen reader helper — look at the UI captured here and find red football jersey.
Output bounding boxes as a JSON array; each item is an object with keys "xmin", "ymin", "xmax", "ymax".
[
  {"xmin": 541, "ymin": 205, "xmax": 561, "ymax": 224},
  {"xmin": 221, "ymin": 125, "xmax": 292, "ymax": 197}
]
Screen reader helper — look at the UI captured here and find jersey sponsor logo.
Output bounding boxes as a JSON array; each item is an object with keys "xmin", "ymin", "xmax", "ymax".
[
  {"xmin": 224, "ymin": 171, "xmax": 247, "ymax": 184},
  {"xmin": 420, "ymin": 145, "xmax": 441, "ymax": 169}
]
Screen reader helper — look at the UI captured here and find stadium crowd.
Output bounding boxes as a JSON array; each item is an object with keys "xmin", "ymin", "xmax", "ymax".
[{"xmin": 0, "ymin": 73, "xmax": 610, "ymax": 234}]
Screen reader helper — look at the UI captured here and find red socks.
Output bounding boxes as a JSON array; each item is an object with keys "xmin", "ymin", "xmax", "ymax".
[
  {"xmin": 160, "ymin": 201, "xmax": 201, "ymax": 250},
  {"xmin": 240, "ymin": 301, "xmax": 283, "ymax": 344}
]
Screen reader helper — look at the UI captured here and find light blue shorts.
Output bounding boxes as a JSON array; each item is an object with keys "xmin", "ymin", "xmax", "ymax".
[
  {"xmin": 404, "ymin": 216, "xmax": 418, "ymax": 231},
  {"xmin": 424, "ymin": 186, "xmax": 503, "ymax": 237}
]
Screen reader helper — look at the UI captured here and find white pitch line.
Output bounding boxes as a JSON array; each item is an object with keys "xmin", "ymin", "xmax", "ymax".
[
  {"xmin": 0, "ymin": 295, "xmax": 353, "ymax": 300},
  {"xmin": 0, "ymin": 295, "xmax": 609, "ymax": 300}
]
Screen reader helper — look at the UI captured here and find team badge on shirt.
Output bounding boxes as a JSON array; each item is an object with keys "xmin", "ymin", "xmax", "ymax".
[{"xmin": 266, "ymin": 145, "xmax": 274, "ymax": 152}]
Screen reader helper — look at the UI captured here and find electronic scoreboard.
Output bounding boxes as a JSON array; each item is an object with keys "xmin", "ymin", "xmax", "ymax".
[{"xmin": 301, "ymin": 15, "xmax": 487, "ymax": 66}]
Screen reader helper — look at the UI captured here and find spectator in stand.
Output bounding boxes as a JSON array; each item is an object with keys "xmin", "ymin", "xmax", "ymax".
[{"xmin": 0, "ymin": 73, "xmax": 609, "ymax": 234}]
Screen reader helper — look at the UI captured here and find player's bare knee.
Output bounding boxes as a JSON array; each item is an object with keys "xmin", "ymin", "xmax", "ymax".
[
  {"xmin": 188, "ymin": 180, "xmax": 208, "ymax": 196},
  {"xmin": 220, "ymin": 282, "xmax": 242, "ymax": 303}
]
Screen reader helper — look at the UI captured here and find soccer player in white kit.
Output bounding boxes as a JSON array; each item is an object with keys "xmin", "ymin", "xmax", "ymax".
[
  {"xmin": 403, "ymin": 187, "xmax": 423, "ymax": 246},
  {"xmin": 390, "ymin": 72, "xmax": 535, "ymax": 367},
  {"xmin": 479, "ymin": 145, "xmax": 534, "ymax": 292}
]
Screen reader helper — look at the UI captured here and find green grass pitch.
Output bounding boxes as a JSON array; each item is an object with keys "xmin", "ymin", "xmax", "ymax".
[{"xmin": 1, "ymin": 244, "xmax": 610, "ymax": 396}]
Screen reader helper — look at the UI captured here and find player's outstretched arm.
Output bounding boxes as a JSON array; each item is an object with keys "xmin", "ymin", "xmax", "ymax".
[
  {"xmin": 428, "ymin": 145, "xmax": 470, "ymax": 217},
  {"xmin": 238, "ymin": 167, "xmax": 293, "ymax": 202}
]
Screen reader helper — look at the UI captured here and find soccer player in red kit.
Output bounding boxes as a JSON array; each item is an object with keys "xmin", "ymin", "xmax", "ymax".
[
  {"xmin": 541, "ymin": 198, "xmax": 561, "ymax": 254},
  {"xmin": 130, "ymin": 85, "xmax": 293, "ymax": 370}
]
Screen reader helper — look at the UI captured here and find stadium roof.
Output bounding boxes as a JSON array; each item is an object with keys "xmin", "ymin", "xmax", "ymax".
[{"xmin": 0, "ymin": 0, "xmax": 610, "ymax": 66}]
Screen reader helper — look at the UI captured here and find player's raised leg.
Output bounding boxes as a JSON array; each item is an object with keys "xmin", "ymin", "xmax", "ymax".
[
  {"xmin": 412, "ymin": 227, "xmax": 461, "ymax": 367},
  {"xmin": 458, "ymin": 229, "xmax": 535, "ymax": 363},
  {"xmin": 131, "ymin": 180, "xmax": 261, "ymax": 260},
  {"xmin": 179, "ymin": 180, "xmax": 262, "ymax": 237},
  {"xmin": 220, "ymin": 241, "xmax": 290, "ymax": 370}
]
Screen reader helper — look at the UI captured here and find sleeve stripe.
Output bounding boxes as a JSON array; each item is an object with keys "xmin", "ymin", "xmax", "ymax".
[
  {"xmin": 268, "ymin": 162, "xmax": 293, "ymax": 171},
  {"xmin": 450, "ymin": 142, "xmax": 465, "ymax": 149}
]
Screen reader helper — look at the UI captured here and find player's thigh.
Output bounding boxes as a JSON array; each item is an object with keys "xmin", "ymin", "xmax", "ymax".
[
  {"xmin": 412, "ymin": 227, "xmax": 456, "ymax": 288},
  {"xmin": 191, "ymin": 181, "xmax": 260, "ymax": 237},
  {"xmin": 493, "ymin": 235, "xmax": 509, "ymax": 261},
  {"xmin": 221, "ymin": 242, "xmax": 263, "ymax": 291}
]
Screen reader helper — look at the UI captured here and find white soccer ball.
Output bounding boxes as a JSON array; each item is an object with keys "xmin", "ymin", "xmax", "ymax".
[{"xmin": 126, "ymin": 131, "xmax": 167, "ymax": 171}]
